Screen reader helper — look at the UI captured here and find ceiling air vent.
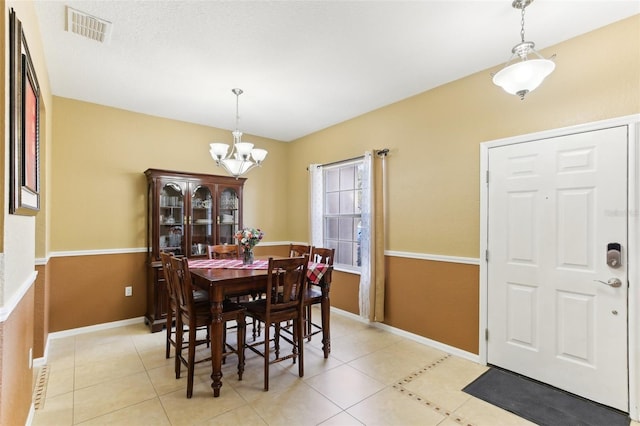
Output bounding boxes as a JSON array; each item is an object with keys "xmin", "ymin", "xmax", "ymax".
[{"xmin": 66, "ymin": 6, "xmax": 112, "ymax": 43}]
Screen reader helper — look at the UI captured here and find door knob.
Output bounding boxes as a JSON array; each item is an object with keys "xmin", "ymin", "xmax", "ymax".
[{"xmin": 594, "ymin": 278, "xmax": 622, "ymax": 288}]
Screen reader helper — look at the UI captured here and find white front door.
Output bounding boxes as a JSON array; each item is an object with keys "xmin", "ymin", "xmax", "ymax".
[{"xmin": 487, "ymin": 126, "xmax": 628, "ymax": 411}]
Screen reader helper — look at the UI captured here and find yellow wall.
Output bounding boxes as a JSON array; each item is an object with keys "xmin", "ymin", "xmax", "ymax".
[
  {"xmin": 284, "ymin": 14, "xmax": 639, "ymax": 354},
  {"xmin": 288, "ymin": 15, "xmax": 640, "ymax": 257},
  {"xmin": 51, "ymin": 97, "xmax": 291, "ymax": 251}
]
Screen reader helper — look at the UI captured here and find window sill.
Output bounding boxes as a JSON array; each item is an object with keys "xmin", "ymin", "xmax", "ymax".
[{"xmin": 334, "ymin": 265, "xmax": 361, "ymax": 275}]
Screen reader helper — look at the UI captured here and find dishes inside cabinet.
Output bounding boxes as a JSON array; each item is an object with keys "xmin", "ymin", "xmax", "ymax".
[{"xmin": 166, "ymin": 226, "xmax": 182, "ymax": 247}]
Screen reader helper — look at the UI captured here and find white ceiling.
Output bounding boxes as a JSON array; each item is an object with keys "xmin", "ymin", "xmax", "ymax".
[{"xmin": 33, "ymin": 1, "xmax": 639, "ymax": 142}]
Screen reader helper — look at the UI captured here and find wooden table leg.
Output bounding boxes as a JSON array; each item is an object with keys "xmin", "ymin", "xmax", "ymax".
[
  {"xmin": 321, "ymin": 285, "xmax": 331, "ymax": 358},
  {"xmin": 210, "ymin": 288, "xmax": 224, "ymax": 397}
]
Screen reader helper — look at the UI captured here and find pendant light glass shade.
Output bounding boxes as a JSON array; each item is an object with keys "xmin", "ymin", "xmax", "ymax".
[{"xmin": 493, "ymin": 57, "xmax": 555, "ymax": 99}]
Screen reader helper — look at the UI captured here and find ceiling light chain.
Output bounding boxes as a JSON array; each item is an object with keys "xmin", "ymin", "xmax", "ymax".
[
  {"xmin": 492, "ymin": 0, "xmax": 555, "ymax": 100},
  {"xmin": 232, "ymin": 88, "xmax": 242, "ymax": 144},
  {"xmin": 519, "ymin": 3, "xmax": 526, "ymax": 44}
]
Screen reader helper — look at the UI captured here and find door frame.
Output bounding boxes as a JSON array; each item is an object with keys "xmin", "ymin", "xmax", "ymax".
[{"xmin": 479, "ymin": 114, "xmax": 640, "ymax": 420}]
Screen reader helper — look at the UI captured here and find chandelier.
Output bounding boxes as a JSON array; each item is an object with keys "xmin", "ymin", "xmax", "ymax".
[
  {"xmin": 492, "ymin": 0, "xmax": 555, "ymax": 100},
  {"xmin": 209, "ymin": 88, "xmax": 268, "ymax": 178}
]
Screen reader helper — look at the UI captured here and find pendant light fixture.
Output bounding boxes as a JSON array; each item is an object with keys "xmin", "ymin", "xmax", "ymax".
[
  {"xmin": 209, "ymin": 88, "xmax": 268, "ymax": 178},
  {"xmin": 492, "ymin": 0, "xmax": 555, "ymax": 100}
]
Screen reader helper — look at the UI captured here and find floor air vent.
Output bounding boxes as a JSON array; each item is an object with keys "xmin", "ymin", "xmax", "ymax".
[{"xmin": 66, "ymin": 6, "xmax": 112, "ymax": 43}]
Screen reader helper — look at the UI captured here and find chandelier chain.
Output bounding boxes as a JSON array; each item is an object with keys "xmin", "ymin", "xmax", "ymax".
[
  {"xmin": 234, "ymin": 89, "xmax": 241, "ymax": 132},
  {"xmin": 520, "ymin": 5, "xmax": 526, "ymax": 43}
]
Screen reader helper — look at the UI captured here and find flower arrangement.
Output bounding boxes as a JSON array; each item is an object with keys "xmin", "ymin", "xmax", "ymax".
[{"xmin": 235, "ymin": 227, "xmax": 264, "ymax": 251}]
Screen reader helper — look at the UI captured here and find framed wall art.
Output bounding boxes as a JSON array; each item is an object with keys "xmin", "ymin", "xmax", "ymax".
[{"xmin": 9, "ymin": 8, "xmax": 41, "ymax": 215}]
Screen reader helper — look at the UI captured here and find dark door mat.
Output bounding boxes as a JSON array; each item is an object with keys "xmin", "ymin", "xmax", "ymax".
[{"xmin": 463, "ymin": 367, "xmax": 629, "ymax": 426}]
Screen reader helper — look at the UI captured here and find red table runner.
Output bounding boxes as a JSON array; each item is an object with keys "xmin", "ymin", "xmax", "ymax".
[
  {"xmin": 188, "ymin": 258, "xmax": 329, "ymax": 284},
  {"xmin": 188, "ymin": 258, "xmax": 268, "ymax": 270}
]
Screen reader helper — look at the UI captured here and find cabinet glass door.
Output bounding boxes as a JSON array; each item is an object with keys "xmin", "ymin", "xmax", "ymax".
[
  {"xmin": 159, "ymin": 182, "xmax": 185, "ymax": 256},
  {"xmin": 190, "ymin": 185, "xmax": 213, "ymax": 256},
  {"xmin": 218, "ymin": 187, "xmax": 239, "ymax": 245}
]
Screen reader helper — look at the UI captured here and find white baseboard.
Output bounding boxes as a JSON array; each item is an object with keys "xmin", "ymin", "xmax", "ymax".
[
  {"xmin": 25, "ymin": 403, "xmax": 35, "ymax": 426},
  {"xmin": 48, "ymin": 316, "xmax": 145, "ymax": 340},
  {"xmin": 34, "ymin": 317, "xmax": 146, "ymax": 367},
  {"xmin": 330, "ymin": 307, "xmax": 480, "ymax": 364}
]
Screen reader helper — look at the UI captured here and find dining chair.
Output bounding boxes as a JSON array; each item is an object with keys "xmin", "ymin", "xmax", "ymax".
[
  {"xmin": 207, "ymin": 244, "xmax": 240, "ymax": 259},
  {"xmin": 169, "ymin": 255, "xmax": 246, "ymax": 398},
  {"xmin": 208, "ymin": 243, "xmax": 261, "ymax": 340},
  {"xmin": 282, "ymin": 244, "xmax": 312, "ymax": 330},
  {"xmin": 304, "ymin": 247, "xmax": 335, "ymax": 342},
  {"xmin": 159, "ymin": 252, "xmax": 209, "ymax": 367},
  {"xmin": 289, "ymin": 243, "xmax": 312, "ymax": 257},
  {"xmin": 242, "ymin": 255, "xmax": 309, "ymax": 391},
  {"xmin": 207, "ymin": 244, "xmax": 243, "ymax": 301}
]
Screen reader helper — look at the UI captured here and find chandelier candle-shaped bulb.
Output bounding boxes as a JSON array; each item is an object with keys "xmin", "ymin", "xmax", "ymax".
[
  {"xmin": 209, "ymin": 88, "xmax": 268, "ymax": 178},
  {"xmin": 492, "ymin": 0, "xmax": 555, "ymax": 100}
]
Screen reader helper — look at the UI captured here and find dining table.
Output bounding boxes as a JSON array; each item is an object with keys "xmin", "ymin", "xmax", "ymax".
[{"xmin": 188, "ymin": 257, "xmax": 332, "ymax": 397}]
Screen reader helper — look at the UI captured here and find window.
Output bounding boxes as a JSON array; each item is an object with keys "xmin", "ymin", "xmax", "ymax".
[
  {"xmin": 311, "ymin": 151, "xmax": 381, "ymax": 319},
  {"xmin": 322, "ymin": 160, "xmax": 363, "ymax": 269}
]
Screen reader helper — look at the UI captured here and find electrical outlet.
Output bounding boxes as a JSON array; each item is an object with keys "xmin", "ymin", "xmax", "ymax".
[
  {"xmin": 29, "ymin": 348, "xmax": 33, "ymax": 368},
  {"xmin": 125, "ymin": 286, "xmax": 133, "ymax": 297}
]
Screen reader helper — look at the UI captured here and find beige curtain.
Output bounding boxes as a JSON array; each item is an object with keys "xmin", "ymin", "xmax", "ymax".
[{"xmin": 359, "ymin": 150, "xmax": 387, "ymax": 322}]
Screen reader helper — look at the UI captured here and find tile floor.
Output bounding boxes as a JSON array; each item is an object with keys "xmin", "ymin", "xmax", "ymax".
[{"xmin": 32, "ymin": 308, "xmax": 638, "ymax": 426}]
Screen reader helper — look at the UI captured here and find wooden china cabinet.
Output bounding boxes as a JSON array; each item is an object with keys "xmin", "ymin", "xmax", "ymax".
[{"xmin": 144, "ymin": 168, "xmax": 245, "ymax": 332}]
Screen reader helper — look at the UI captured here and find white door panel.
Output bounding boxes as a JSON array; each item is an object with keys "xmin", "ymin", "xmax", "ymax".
[{"xmin": 487, "ymin": 126, "xmax": 628, "ymax": 411}]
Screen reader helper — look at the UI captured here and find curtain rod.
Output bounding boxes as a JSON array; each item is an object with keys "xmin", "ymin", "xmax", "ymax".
[
  {"xmin": 310, "ymin": 149, "xmax": 389, "ymax": 169},
  {"xmin": 317, "ymin": 155, "xmax": 364, "ymax": 168}
]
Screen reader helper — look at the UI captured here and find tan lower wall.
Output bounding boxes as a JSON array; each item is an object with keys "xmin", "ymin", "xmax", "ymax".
[
  {"xmin": 0, "ymin": 286, "xmax": 35, "ymax": 426},
  {"xmin": 251, "ymin": 245, "xmax": 289, "ymax": 258},
  {"xmin": 47, "ymin": 249, "xmax": 478, "ymax": 357},
  {"xmin": 326, "ymin": 256, "xmax": 479, "ymax": 354},
  {"xmin": 384, "ymin": 257, "xmax": 479, "ymax": 354},
  {"xmin": 330, "ymin": 271, "xmax": 361, "ymax": 315},
  {"xmin": 34, "ymin": 263, "xmax": 49, "ymax": 358},
  {"xmin": 49, "ymin": 253, "xmax": 147, "ymax": 332}
]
